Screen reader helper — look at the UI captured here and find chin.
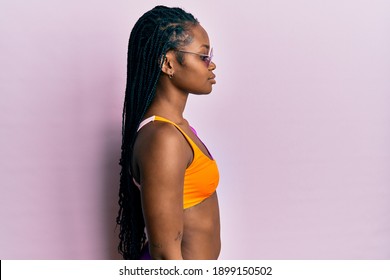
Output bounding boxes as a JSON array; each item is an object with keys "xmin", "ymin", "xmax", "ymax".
[
  {"xmin": 204, "ymin": 85, "xmax": 215, "ymax": 94},
  {"xmin": 191, "ymin": 89, "xmax": 213, "ymax": 95},
  {"xmin": 196, "ymin": 91, "xmax": 212, "ymax": 95},
  {"xmin": 189, "ymin": 83, "xmax": 215, "ymax": 95}
]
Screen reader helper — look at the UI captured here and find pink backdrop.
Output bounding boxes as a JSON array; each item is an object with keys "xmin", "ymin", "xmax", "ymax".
[{"xmin": 1, "ymin": 0, "xmax": 389, "ymax": 259}]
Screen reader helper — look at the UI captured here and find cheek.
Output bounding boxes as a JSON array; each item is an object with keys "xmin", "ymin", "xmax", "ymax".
[
  {"xmin": 190, "ymin": 78, "xmax": 213, "ymax": 95},
  {"xmin": 190, "ymin": 74, "xmax": 212, "ymax": 92},
  {"xmin": 174, "ymin": 66, "xmax": 212, "ymax": 93}
]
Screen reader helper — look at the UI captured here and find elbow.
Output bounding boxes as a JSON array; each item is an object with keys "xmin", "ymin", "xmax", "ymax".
[{"xmin": 150, "ymin": 247, "xmax": 183, "ymax": 260}]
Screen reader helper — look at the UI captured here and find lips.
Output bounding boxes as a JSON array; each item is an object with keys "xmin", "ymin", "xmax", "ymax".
[{"xmin": 208, "ymin": 74, "xmax": 216, "ymax": 84}]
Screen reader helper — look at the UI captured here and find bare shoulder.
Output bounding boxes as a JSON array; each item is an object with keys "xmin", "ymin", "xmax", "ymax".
[
  {"xmin": 136, "ymin": 121, "xmax": 188, "ymax": 157},
  {"xmin": 133, "ymin": 121, "xmax": 192, "ymax": 177}
]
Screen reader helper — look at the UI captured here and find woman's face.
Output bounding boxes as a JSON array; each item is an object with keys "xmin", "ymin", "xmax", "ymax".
[{"xmin": 170, "ymin": 24, "xmax": 216, "ymax": 95}]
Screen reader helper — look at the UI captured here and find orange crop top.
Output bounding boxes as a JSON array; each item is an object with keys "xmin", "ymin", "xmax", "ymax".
[{"xmin": 134, "ymin": 115, "xmax": 219, "ymax": 209}]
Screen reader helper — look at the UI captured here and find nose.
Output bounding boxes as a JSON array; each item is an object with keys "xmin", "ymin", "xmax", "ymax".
[{"xmin": 208, "ymin": 61, "xmax": 216, "ymax": 70}]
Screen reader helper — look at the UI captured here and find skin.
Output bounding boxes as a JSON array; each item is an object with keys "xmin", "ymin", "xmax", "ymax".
[{"xmin": 131, "ymin": 24, "xmax": 220, "ymax": 260}]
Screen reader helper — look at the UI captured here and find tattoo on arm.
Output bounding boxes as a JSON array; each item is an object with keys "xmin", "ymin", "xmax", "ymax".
[
  {"xmin": 150, "ymin": 231, "xmax": 182, "ymax": 250},
  {"xmin": 175, "ymin": 231, "xmax": 183, "ymax": 241}
]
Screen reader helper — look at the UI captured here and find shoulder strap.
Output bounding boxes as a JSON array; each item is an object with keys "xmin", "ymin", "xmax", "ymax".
[
  {"xmin": 137, "ymin": 115, "xmax": 212, "ymax": 160},
  {"xmin": 153, "ymin": 116, "xmax": 195, "ymax": 146},
  {"xmin": 137, "ymin": 115, "xmax": 197, "ymax": 147},
  {"xmin": 137, "ymin": 116, "xmax": 156, "ymax": 132}
]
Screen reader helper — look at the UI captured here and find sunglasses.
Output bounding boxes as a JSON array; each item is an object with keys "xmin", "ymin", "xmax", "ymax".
[{"xmin": 176, "ymin": 47, "xmax": 214, "ymax": 67}]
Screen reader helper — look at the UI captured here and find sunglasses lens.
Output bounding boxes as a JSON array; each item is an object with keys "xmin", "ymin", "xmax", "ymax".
[{"xmin": 207, "ymin": 48, "xmax": 213, "ymax": 67}]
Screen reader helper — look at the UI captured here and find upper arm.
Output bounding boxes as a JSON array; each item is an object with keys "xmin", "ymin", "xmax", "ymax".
[{"xmin": 135, "ymin": 124, "xmax": 191, "ymax": 259}]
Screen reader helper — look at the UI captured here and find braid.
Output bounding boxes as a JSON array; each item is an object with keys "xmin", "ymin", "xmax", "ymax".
[{"xmin": 117, "ymin": 5, "xmax": 199, "ymax": 260}]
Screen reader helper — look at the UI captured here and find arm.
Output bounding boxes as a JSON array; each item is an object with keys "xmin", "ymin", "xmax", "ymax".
[{"xmin": 136, "ymin": 123, "xmax": 191, "ymax": 260}]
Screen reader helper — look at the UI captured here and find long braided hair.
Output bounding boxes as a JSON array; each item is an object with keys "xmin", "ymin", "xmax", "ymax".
[{"xmin": 117, "ymin": 6, "xmax": 199, "ymax": 260}]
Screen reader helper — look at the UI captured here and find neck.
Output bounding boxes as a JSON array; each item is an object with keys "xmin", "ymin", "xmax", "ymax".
[{"xmin": 145, "ymin": 82, "xmax": 189, "ymax": 124}]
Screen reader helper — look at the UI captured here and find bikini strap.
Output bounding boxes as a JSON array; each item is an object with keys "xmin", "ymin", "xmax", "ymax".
[
  {"xmin": 137, "ymin": 115, "xmax": 197, "ymax": 148},
  {"xmin": 137, "ymin": 116, "xmax": 156, "ymax": 132}
]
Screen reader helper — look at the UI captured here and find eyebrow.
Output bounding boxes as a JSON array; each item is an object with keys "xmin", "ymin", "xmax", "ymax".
[{"xmin": 199, "ymin": 44, "xmax": 210, "ymax": 50}]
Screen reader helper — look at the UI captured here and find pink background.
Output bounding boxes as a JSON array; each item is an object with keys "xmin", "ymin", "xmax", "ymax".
[{"xmin": 1, "ymin": 0, "xmax": 389, "ymax": 259}]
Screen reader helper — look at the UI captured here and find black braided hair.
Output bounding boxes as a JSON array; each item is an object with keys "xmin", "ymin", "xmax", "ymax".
[{"xmin": 117, "ymin": 5, "xmax": 199, "ymax": 260}]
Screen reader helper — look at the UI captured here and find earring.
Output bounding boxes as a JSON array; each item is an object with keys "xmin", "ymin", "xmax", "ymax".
[{"xmin": 168, "ymin": 72, "xmax": 174, "ymax": 79}]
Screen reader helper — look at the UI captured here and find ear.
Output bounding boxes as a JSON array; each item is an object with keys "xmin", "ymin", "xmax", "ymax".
[{"xmin": 160, "ymin": 52, "xmax": 175, "ymax": 77}]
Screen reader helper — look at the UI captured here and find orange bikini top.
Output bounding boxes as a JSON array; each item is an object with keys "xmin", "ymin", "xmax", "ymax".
[{"xmin": 134, "ymin": 115, "xmax": 219, "ymax": 209}]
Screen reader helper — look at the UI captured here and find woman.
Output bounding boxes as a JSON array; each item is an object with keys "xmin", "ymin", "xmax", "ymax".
[{"xmin": 117, "ymin": 5, "xmax": 220, "ymax": 260}]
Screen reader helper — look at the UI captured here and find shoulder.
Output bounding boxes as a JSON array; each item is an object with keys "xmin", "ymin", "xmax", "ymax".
[
  {"xmin": 134, "ymin": 121, "xmax": 193, "ymax": 168},
  {"xmin": 137, "ymin": 121, "xmax": 184, "ymax": 151}
]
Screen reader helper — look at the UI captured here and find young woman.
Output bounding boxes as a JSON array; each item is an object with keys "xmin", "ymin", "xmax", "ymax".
[{"xmin": 117, "ymin": 5, "xmax": 220, "ymax": 260}]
